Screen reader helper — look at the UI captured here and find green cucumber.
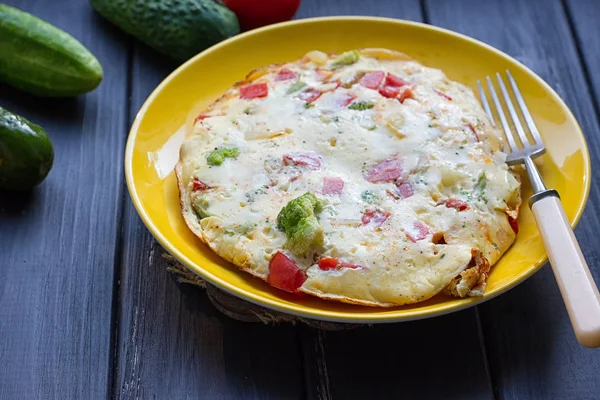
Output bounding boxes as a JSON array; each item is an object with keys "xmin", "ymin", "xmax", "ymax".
[
  {"xmin": 0, "ymin": 4, "xmax": 103, "ymax": 97},
  {"xmin": 91, "ymin": 0, "xmax": 240, "ymax": 62},
  {"xmin": 0, "ymin": 107, "xmax": 54, "ymax": 190}
]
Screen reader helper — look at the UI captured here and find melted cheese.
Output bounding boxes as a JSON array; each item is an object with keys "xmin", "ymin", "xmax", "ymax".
[{"xmin": 177, "ymin": 49, "xmax": 520, "ymax": 306}]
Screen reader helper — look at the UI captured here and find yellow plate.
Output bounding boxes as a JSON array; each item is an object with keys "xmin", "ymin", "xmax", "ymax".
[{"xmin": 125, "ymin": 17, "xmax": 590, "ymax": 322}]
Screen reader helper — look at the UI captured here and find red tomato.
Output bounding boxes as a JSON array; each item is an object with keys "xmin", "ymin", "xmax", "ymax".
[
  {"xmin": 378, "ymin": 86, "xmax": 400, "ymax": 98},
  {"xmin": 222, "ymin": 0, "xmax": 302, "ymax": 31},
  {"xmin": 322, "ymin": 177, "xmax": 344, "ymax": 196},
  {"xmin": 508, "ymin": 215, "xmax": 519, "ymax": 234},
  {"xmin": 275, "ymin": 68, "xmax": 296, "ymax": 81},
  {"xmin": 240, "ymin": 82, "xmax": 268, "ymax": 99},
  {"xmin": 405, "ymin": 220, "xmax": 431, "ymax": 242},
  {"xmin": 359, "ymin": 71, "xmax": 385, "ymax": 89},
  {"xmin": 297, "ymin": 88, "xmax": 322, "ymax": 103},
  {"xmin": 397, "ymin": 182, "xmax": 414, "ymax": 199},
  {"xmin": 318, "ymin": 257, "xmax": 340, "ymax": 271},
  {"xmin": 438, "ymin": 198, "xmax": 469, "ymax": 211},
  {"xmin": 385, "ymin": 73, "xmax": 408, "ymax": 87},
  {"xmin": 361, "ymin": 210, "xmax": 391, "ymax": 229},
  {"xmin": 268, "ymin": 251, "xmax": 306, "ymax": 293},
  {"xmin": 365, "ymin": 158, "xmax": 403, "ymax": 183},
  {"xmin": 283, "ymin": 151, "xmax": 322, "ymax": 170}
]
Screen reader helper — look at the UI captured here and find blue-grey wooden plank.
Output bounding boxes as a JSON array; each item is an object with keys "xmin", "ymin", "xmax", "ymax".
[
  {"xmin": 425, "ymin": 0, "xmax": 600, "ymax": 398},
  {"xmin": 295, "ymin": 2, "xmax": 494, "ymax": 399},
  {"xmin": 113, "ymin": 43, "xmax": 304, "ymax": 400},
  {"xmin": 565, "ymin": 0, "xmax": 600, "ymax": 112},
  {"xmin": 0, "ymin": 1, "xmax": 130, "ymax": 399}
]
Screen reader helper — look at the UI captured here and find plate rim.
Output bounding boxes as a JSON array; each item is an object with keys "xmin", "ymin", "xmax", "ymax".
[{"xmin": 125, "ymin": 16, "xmax": 591, "ymax": 323}]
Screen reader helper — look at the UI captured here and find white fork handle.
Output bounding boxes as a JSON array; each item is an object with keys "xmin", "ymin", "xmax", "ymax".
[{"xmin": 531, "ymin": 194, "xmax": 600, "ymax": 347}]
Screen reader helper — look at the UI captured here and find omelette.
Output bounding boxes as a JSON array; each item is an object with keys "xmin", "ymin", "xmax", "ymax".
[{"xmin": 176, "ymin": 48, "xmax": 521, "ymax": 307}]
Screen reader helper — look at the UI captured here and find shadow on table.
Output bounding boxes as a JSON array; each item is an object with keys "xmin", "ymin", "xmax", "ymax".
[
  {"xmin": 0, "ymin": 82, "xmax": 82, "ymax": 123},
  {"xmin": 0, "ymin": 189, "xmax": 37, "ymax": 215}
]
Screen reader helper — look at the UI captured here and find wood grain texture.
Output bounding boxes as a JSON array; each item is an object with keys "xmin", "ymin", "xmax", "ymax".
[
  {"xmin": 322, "ymin": 311, "xmax": 494, "ymax": 400},
  {"xmin": 113, "ymin": 44, "xmax": 304, "ymax": 400},
  {"xmin": 295, "ymin": 2, "xmax": 494, "ymax": 399},
  {"xmin": 0, "ymin": 1, "xmax": 130, "ymax": 399},
  {"xmin": 296, "ymin": 0, "xmax": 424, "ymax": 19},
  {"xmin": 565, "ymin": 0, "xmax": 600, "ymax": 111},
  {"xmin": 425, "ymin": 0, "xmax": 600, "ymax": 398}
]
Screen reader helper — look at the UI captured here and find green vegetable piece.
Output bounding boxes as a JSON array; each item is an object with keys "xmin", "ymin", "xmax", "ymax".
[
  {"xmin": 348, "ymin": 101, "xmax": 374, "ymax": 111},
  {"xmin": 332, "ymin": 50, "xmax": 360, "ymax": 67},
  {"xmin": 277, "ymin": 192, "xmax": 325, "ymax": 256},
  {"xmin": 474, "ymin": 172, "xmax": 488, "ymax": 203},
  {"xmin": 459, "ymin": 189, "xmax": 473, "ymax": 201},
  {"xmin": 361, "ymin": 190, "xmax": 377, "ymax": 203},
  {"xmin": 286, "ymin": 80, "xmax": 307, "ymax": 94},
  {"xmin": 192, "ymin": 197, "xmax": 211, "ymax": 219},
  {"xmin": 0, "ymin": 4, "xmax": 103, "ymax": 96},
  {"xmin": 304, "ymin": 102, "xmax": 315, "ymax": 109},
  {"xmin": 475, "ymin": 172, "xmax": 487, "ymax": 192},
  {"xmin": 90, "ymin": 0, "xmax": 240, "ymax": 62},
  {"xmin": 0, "ymin": 106, "xmax": 54, "ymax": 190},
  {"xmin": 206, "ymin": 147, "xmax": 239, "ymax": 166}
]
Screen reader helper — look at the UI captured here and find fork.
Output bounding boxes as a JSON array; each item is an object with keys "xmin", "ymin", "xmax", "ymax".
[{"xmin": 478, "ymin": 71, "xmax": 600, "ymax": 348}]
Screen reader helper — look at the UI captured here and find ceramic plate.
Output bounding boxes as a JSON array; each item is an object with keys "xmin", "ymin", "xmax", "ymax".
[{"xmin": 125, "ymin": 17, "xmax": 590, "ymax": 322}]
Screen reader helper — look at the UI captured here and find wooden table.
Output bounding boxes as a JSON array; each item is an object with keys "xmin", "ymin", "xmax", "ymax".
[{"xmin": 2, "ymin": 0, "xmax": 600, "ymax": 398}]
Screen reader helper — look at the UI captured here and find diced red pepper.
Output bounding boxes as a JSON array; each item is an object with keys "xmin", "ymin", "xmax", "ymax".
[
  {"xmin": 318, "ymin": 257, "xmax": 340, "ymax": 271},
  {"xmin": 192, "ymin": 179, "xmax": 209, "ymax": 191},
  {"xmin": 366, "ymin": 158, "xmax": 403, "ymax": 183},
  {"xmin": 337, "ymin": 93, "xmax": 357, "ymax": 108},
  {"xmin": 438, "ymin": 198, "xmax": 469, "ymax": 211},
  {"xmin": 268, "ymin": 251, "xmax": 307, "ymax": 293},
  {"xmin": 398, "ymin": 87, "xmax": 414, "ymax": 103},
  {"xmin": 508, "ymin": 215, "xmax": 519, "ymax": 234},
  {"xmin": 298, "ymin": 88, "xmax": 322, "ymax": 103},
  {"xmin": 361, "ymin": 210, "xmax": 391, "ymax": 229},
  {"xmin": 434, "ymin": 89, "xmax": 452, "ymax": 101},
  {"xmin": 318, "ymin": 257, "xmax": 361, "ymax": 271},
  {"xmin": 283, "ymin": 151, "xmax": 322, "ymax": 170},
  {"xmin": 275, "ymin": 68, "xmax": 296, "ymax": 81},
  {"xmin": 322, "ymin": 177, "xmax": 344, "ymax": 196},
  {"xmin": 359, "ymin": 71, "xmax": 386, "ymax": 89},
  {"xmin": 240, "ymin": 82, "xmax": 269, "ymax": 99},
  {"xmin": 397, "ymin": 182, "xmax": 414, "ymax": 199},
  {"xmin": 379, "ymin": 86, "xmax": 400, "ymax": 98},
  {"xmin": 385, "ymin": 73, "xmax": 409, "ymax": 87},
  {"xmin": 405, "ymin": 220, "xmax": 432, "ymax": 242}
]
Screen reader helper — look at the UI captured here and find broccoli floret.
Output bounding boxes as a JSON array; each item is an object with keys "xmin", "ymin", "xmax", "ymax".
[
  {"xmin": 332, "ymin": 50, "xmax": 360, "ymax": 67},
  {"xmin": 348, "ymin": 101, "xmax": 374, "ymax": 111},
  {"xmin": 206, "ymin": 147, "xmax": 239, "ymax": 166},
  {"xmin": 277, "ymin": 192, "xmax": 325, "ymax": 256}
]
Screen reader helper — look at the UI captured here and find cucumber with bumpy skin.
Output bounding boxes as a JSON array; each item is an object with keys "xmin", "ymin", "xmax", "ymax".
[
  {"xmin": 0, "ymin": 4, "xmax": 103, "ymax": 97},
  {"xmin": 91, "ymin": 0, "xmax": 240, "ymax": 62},
  {"xmin": 0, "ymin": 107, "xmax": 54, "ymax": 190}
]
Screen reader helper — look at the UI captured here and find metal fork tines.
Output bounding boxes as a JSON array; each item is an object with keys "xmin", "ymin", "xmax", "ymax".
[{"xmin": 477, "ymin": 71, "xmax": 547, "ymax": 193}]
